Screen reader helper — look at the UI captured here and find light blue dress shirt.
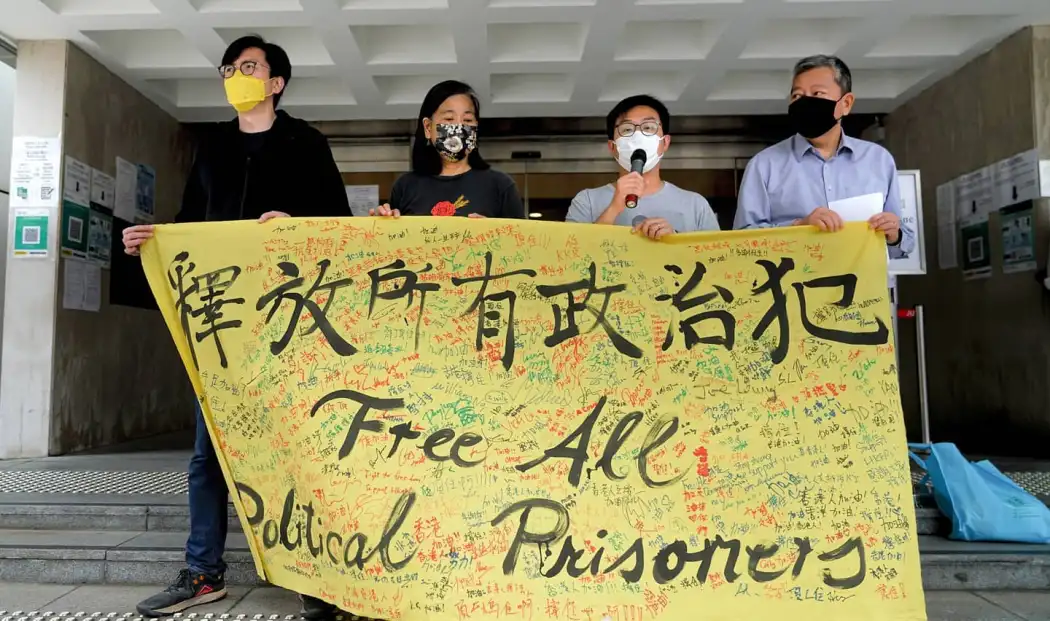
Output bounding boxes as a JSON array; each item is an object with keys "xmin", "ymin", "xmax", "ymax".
[{"xmin": 733, "ymin": 133, "xmax": 915, "ymax": 259}]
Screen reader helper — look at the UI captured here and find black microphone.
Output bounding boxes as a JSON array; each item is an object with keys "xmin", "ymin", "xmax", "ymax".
[{"xmin": 625, "ymin": 149, "xmax": 646, "ymax": 209}]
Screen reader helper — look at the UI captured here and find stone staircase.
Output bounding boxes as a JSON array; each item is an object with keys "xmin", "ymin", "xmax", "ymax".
[
  {"xmin": 1, "ymin": 498, "xmax": 1049, "ymax": 591},
  {"xmin": 1, "ymin": 443, "xmax": 1049, "ymax": 593},
  {"xmin": 0, "ymin": 500, "xmax": 259, "ymax": 586}
]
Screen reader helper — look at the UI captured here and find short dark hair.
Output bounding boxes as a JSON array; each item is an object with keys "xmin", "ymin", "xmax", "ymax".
[
  {"xmin": 605, "ymin": 95, "xmax": 670, "ymax": 140},
  {"xmin": 793, "ymin": 55, "xmax": 852, "ymax": 95},
  {"xmin": 411, "ymin": 80, "xmax": 491, "ymax": 176},
  {"xmin": 221, "ymin": 35, "xmax": 292, "ymax": 108}
]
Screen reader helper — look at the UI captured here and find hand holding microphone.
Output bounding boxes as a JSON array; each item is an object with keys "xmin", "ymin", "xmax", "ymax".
[
  {"xmin": 624, "ymin": 149, "xmax": 647, "ymax": 209},
  {"xmin": 597, "ymin": 147, "xmax": 649, "ymax": 225}
]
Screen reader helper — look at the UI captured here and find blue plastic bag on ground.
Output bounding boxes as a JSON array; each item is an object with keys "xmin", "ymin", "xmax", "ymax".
[{"xmin": 909, "ymin": 442, "xmax": 1050, "ymax": 543}]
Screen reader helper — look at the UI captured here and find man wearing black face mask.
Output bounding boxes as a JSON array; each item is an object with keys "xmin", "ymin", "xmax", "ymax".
[{"xmin": 733, "ymin": 55, "xmax": 914, "ymax": 259}]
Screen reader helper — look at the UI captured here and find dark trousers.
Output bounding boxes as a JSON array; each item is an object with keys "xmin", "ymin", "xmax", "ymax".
[
  {"xmin": 185, "ymin": 404, "xmax": 228, "ymax": 576},
  {"xmin": 184, "ymin": 404, "xmax": 332, "ymax": 612}
]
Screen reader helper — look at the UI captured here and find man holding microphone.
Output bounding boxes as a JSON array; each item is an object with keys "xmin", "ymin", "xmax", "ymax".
[{"xmin": 566, "ymin": 95, "xmax": 719, "ymax": 238}]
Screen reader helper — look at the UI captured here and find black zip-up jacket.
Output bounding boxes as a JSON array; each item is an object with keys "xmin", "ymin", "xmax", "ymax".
[{"xmin": 175, "ymin": 111, "xmax": 350, "ymax": 223}]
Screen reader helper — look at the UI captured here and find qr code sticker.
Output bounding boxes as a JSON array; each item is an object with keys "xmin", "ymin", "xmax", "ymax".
[
  {"xmin": 967, "ymin": 237, "xmax": 984, "ymax": 262},
  {"xmin": 68, "ymin": 216, "xmax": 84, "ymax": 243},
  {"xmin": 22, "ymin": 226, "xmax": 40, "ymax": 245}
]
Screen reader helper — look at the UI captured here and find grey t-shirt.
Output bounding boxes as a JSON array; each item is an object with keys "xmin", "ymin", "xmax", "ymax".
[{"xmin": 565, "ymin": 181, "xmax": 720, "ymax": 232}]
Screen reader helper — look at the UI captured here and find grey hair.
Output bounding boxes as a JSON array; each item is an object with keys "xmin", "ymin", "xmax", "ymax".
[{"xmin": 792, "ymin": 55, "xmax": 852, "ymax": 94}]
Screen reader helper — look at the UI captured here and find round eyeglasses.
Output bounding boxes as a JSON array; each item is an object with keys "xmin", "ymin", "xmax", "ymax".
[
  {"xmin": 218, "ymin": 60, "xmax": 268, "ymax": 79},
  {"xmin": 615, "ymin": 121, "xmax": 661, "ymax": 138}
]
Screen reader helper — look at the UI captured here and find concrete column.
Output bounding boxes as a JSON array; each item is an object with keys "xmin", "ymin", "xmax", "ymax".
[
  {"xmin": 0, "ymin": 41, "xmax": 67, "ymax": 458},
  {"xmin": 1037, "ymin": 28, "xmax": 1050, "ymax": 156},
  {"xmin": 0, "ymin": 59, "xmax": 16, "ymax": 362},
  {"xmin": 882, "ymin": 27, "xmax": 1050, "ymax": 456}
]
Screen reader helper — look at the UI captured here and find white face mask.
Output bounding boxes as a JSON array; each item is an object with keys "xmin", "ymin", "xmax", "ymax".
[{"xmin": 615, "ymin": 133, "xmax": 665, "ymax": 173}]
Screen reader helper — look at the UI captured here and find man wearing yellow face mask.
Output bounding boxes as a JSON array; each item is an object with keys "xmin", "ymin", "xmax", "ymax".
[{"xmin": 124, "ymin": 36, "xmax": 353, "ymax": 620}]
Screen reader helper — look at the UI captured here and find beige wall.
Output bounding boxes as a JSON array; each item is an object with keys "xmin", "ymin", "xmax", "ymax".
[
  {"xmin": 883, "ymin": 27, "xmax": 1050, "ymax": 454},
  {"xmin": 50, "ymin": 43, "xmax": 195, "ymax": 453}
]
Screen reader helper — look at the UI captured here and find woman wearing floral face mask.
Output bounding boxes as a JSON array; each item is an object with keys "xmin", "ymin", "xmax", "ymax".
[{"xmin": 371, "ymin": 80, "xmax": 524, "ymax": 219}]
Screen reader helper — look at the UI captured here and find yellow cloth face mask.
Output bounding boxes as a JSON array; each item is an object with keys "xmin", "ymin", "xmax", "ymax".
[{"xmin": 224, "ymin": 72, "xmax": 268, "ymax": 113}]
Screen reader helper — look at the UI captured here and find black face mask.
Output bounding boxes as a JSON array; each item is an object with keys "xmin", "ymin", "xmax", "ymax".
[
  {"xmin": 788, "ymin": 95, "xmax": 841, "ymax": 139},
  {"xmin": 432, "ymin": 123, "xmax": 478, "ymax": 162}
]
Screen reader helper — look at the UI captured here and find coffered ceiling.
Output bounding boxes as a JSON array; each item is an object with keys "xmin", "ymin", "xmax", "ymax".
[{"xmin": 2, "ymin": 0, "xmax": 1049, "ymax": 121}]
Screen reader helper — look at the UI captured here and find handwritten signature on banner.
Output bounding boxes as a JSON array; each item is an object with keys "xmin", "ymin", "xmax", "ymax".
[{"xmin": 141, "ymin": 219, "xmax": 925, "ymax": 621}]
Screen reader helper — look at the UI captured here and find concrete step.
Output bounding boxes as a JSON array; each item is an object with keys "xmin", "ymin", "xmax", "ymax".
[
  {"xmin": 0, "ymin": 527, "xmax": 1048, "ymax": 590},
  {"xmin": 915, "ymin": 506, "xmax": 948, "ymax": 535},
  {"xmin": 0, "ymin": 528, "xmax": 261, "ymax": 587},
  {"xmin": 5, "ymin": 586, "xmax": 1050, "ymax": 621},
  {"xmin": 0, "ymin": 501, "xmax": 243, "ymax": 533},
  {"xmin": 0, "ymin": 583, "xmax": 304, "ymax": 620},
  {"xmin": 921, "ymin": 537, "xmax": 1050, "ymax": 590}
]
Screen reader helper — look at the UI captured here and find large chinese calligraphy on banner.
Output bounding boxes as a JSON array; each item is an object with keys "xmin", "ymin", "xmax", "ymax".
[{"xmin": 141, "ymin": 219, "xmax": 925, "ymax": 621}]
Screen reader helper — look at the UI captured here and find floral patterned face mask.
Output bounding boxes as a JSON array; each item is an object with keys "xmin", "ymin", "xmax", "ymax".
[{"xmin": 432, "ymin": 123, "xmax": 478, "ymax": 162}]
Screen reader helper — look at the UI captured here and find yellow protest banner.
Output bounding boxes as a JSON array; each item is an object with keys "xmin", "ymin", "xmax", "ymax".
[{"xmin": 142, "ymin": 218, "xmax": 925, "ymax": 621}]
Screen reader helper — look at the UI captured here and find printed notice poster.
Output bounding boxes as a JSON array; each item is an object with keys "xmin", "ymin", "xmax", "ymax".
[
  {"xmin": 992, "ymin": 149, "xmax": 1042, "ymax": 210},
  {"xmin": 891, "ymin": 170, "xmax": 924, "ymax": 275},
  {"xmin": 345, "ymin": 185, "xmax": 379, "ymax": 217},
  {"xmin": 954, "ymin": 167, "xmax": 994, "ymax": 219},
  {"xmin": 12, "ymin": 208, "xmax": 50, "ymax": 258},
  {"xmin": 1000, "ymin": 202, "xmax": 1036, "ymax": 274},
  {"xmin": 136, "ymin": 163, "xmax": 156, "ymax": 223},
  {"xmin": 63, "ymin": 258, "xmax": 101, "ymax": 312},
  {"xmin": 936, "ymin": 181, "xmax": 957, "ymax": 270},
  {"xmin": 114, "ymin": 157, "xmax": 138, "ymax": 222},
  {"xmin": 141, "ymin": 219, "xmax": 927, "ymax": 621},
  {"xmin": 88, "ymin": 211, "xmax": 113, "ymax": 269},
  {"xmin": 90, "ymin": 168, "xmax": 115, "ymax": 213},
  {"xmin": 961, "ymin": 214, "xmax": 992, "ymax": 280},
  {"xmin": 10, "ymin": 137, "xmax": 60, "ymax": 208},
  {"xmin": 1041, "ymin": 160, "xmax": 1050, "ymax": 198},
  {"xmin": 90, "ymin": 168, "xmax": 116, "ymax": 269},
  {"xmin": 60, "ymin": 200, "xmax": 90, "ymax": 260},
  {"xmin": 63, "ymin": 156, "xmax": 91, "ymax": 207}
]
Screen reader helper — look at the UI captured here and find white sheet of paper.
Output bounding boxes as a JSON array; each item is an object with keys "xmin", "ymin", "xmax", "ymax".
[
  {"xmin": 1041, "ymin": 160, "xmax": 1050, "ymax": 198},
  {"xmin": 828, "ymin": 192, "xmax": 884, "ymax": 222},
  {"xmin": 63, "ymin": 259, "xmax": 87, "ymax": 311},
  {"xmin": 63, "ymin": 156, "xmax": 91, "ymax": 207},
  {"xmin": 10, "ymin": 137, "xmax": 61, "ymax": 208},
  {"xmin": 91, "ymin": 168, "xmax": 115, "ymax": 210},
  {"xmin": 83, "ymin": 262, "xmax": 101, "ymax": 311},
  {"xmin": 114, "ymin": 157, "xmax": 138, "ymax": 222},
  {"xmin": 63, "ymin": 259, "xmax": 101, "ymax": 312},
  {"xmin": 935, "ymin": 182, "xmax": 955, "ymax": 226},
  {"xmin": 992, "ymin": 149, "xmax": 1042, "ymax": 210},
  {"xmin": 345, "ymin": 185, "xmax": 379, "ymax": 217},
  {"xmin": 937, "ymin": 224, "xmax": 958, "ymax": 270},
  {"xmin": 954, "ymin": 167, "xmax": 995, "ymax": 218}
]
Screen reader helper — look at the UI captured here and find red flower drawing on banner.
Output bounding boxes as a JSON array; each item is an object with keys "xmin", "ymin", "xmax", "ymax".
[
  {"xmin": 431, "ymin": 201, "xmax": 456, "ymax": 216},
  {"xmin": 430, "ymin": 195, "xmax": 470, "ymax": 217}
]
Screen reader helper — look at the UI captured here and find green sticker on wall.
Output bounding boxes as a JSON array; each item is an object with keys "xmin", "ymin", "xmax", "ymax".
[
  {"xmin": 61, "ymin": 199, "xmax": 90, "ymax": 260},
  {"xmin": 13, "ymin": 208, "xmax": 50, "ymax": 258}
]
